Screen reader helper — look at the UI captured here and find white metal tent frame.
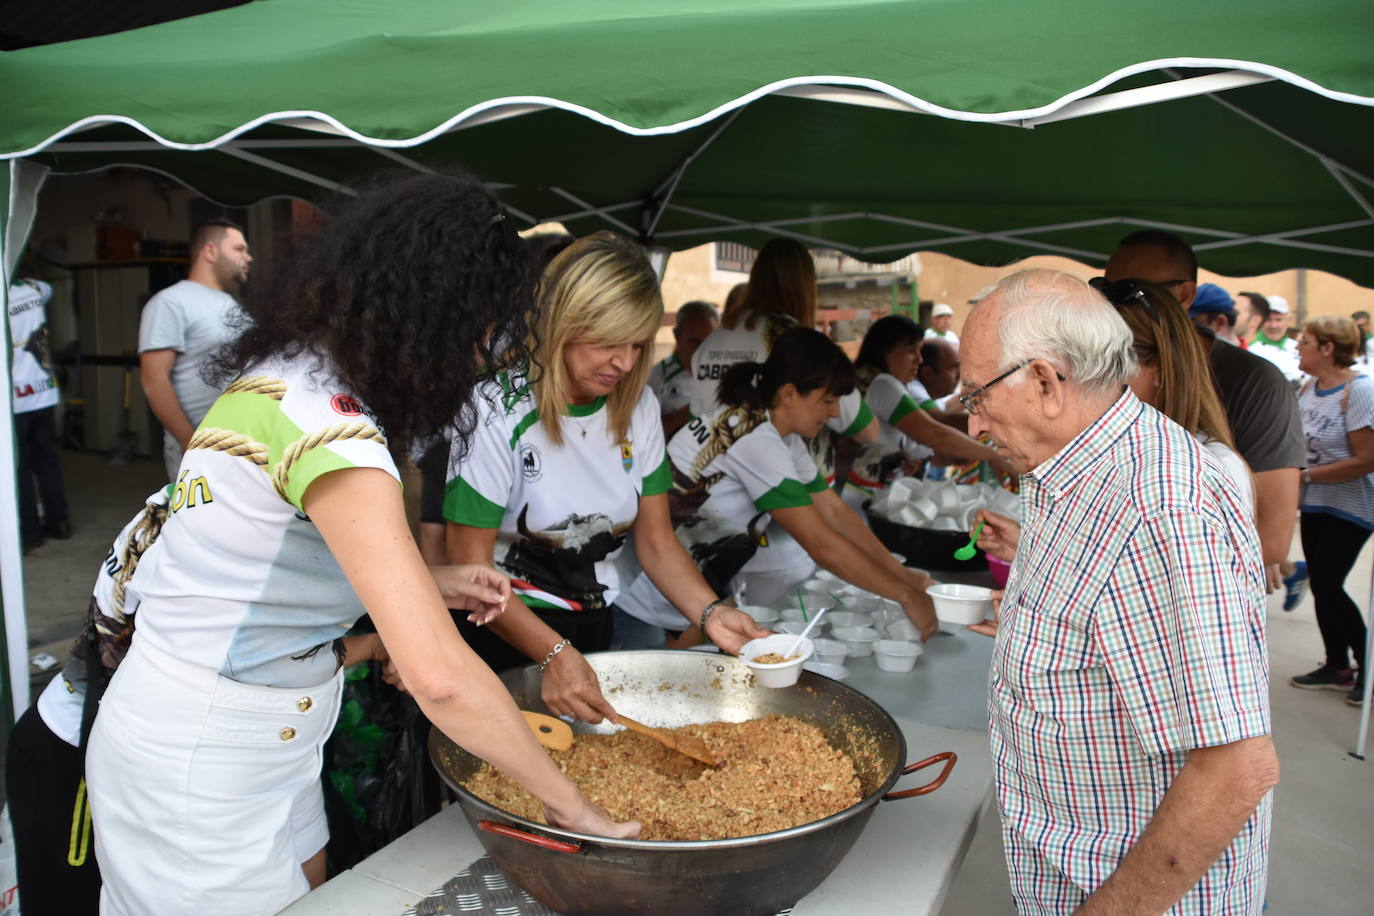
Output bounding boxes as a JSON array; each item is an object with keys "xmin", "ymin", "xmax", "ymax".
[{"xmin": 4, "ymin": 65, "xmax": 1374, "ymax": 754}]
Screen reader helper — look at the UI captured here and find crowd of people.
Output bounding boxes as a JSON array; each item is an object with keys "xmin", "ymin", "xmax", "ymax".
[{"xmin": 5, "ymin": 170, "xmax": 1370, "ymax": 914}]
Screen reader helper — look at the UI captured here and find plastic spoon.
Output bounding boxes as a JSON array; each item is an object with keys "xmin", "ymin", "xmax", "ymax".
[
  {"xmin": 954, "ymin": 520, "xmax": 986, "ymax": 561},
  {"xmin": 784, "ymin": 605, "xmax": 831, "ymax": 657}
]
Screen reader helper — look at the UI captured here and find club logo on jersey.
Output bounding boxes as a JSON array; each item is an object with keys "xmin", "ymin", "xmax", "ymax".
[
  {"xmin": 620, "ymin": 439, "xmax": 633, "ymax": 472},
  {"xmin": 519, "ymin": 444, "xmax": 543, "ymax": 482},
  {"xmin": 330, "ymin": 394, "xmax": 363, "ymax": 416}
]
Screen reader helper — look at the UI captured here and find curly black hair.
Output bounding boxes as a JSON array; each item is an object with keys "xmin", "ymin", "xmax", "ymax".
[{"xmin": 211, "ymin": 172, "xmax": 535, "ymax": 461}]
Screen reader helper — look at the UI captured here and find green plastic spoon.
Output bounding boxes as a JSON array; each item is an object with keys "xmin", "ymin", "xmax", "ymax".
[{"xmin": 954, "ymin": 520, "xmax": 986, "ymax": 561}]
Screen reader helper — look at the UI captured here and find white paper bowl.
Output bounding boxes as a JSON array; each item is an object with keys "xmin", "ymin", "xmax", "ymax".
[
  {"xmin": 737, "ymin": 604, "xmax": 780, "ymax": 625},
  {"xmin": 927, "ymin": 583, "xmax": 995, "ymax": 625},
  {"xmin": 885, "ymin": 618, "xmax": 921, "ymax": 641},
  {"xmin": 780, "ymin": 607, "xmax": 828, "ymax": 635},
  {"xmin": 741, "ymin": 635, "xmax": 814, "ymax": 687},
  {"xmin": 826, "ymin": 611, "xmax": 874, "ymax": 630},
  {"xmin": 776, "ymin": 620, "xmax": 809, "ymax": 636},
  {"xmin": 810, "ymin": 638, "xmax": 850, "ymax": 666},
  {"xmin": 831, "ymin": 625, "xmax": 881, "ymax": 657},
  {"xmin": 874, "ymin": 639, "xmax": 924, "ymax": 672},
  {"xmin": 802, "ymin": 661, "xmax": 850, "ymax": 681}
]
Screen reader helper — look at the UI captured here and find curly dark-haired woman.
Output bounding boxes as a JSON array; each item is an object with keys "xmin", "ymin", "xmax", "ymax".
[{"xmin": 85, "ymin": 174, "xmax": 638, "ymax": 916}]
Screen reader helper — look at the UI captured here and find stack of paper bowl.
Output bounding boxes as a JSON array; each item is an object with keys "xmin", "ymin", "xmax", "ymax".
[
  {"xmin": 874, "ymin": 639, "xmax": 924, "ymax": 673},
  {"xmin": 831, "ymin": 625, "xmax": 881, "ymax": 657}
]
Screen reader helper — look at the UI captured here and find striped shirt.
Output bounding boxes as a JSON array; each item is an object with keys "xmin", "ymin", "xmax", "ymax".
[
  {"xmin": 1299, "ymin": 374, "xmax": 1374, "ymax": 530},
  {"xmin": 991, "ymin": 390, "xmax": 1270, "ymax": 915}
]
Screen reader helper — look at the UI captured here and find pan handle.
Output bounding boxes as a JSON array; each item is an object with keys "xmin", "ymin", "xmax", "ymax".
[
  {"xmin": 477, "ymin": 820, "xmax": 583, "ymax": 855},
  {"xmin": 881, "ymin": 751, "xmax": 957, "ymax": 801}
]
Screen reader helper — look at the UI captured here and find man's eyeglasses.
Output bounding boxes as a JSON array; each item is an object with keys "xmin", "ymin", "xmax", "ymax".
[
  {"xmin": 1090, "ymin": 277, "xmax": 1161, "ymax": 324},
  {"xmin": 959, "ymin": 359, "xmax": 1068, "ymax": 415}
]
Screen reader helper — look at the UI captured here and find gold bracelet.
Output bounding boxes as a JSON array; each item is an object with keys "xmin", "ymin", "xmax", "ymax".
[{"xmin": 538, "ymin": 638, "xmax": 572, "ymax": 674}]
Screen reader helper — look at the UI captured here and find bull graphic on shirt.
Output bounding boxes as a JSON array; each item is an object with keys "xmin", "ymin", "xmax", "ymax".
[
  {"xmin": 500, "ymin": 507, "xmax": 632, "ymax": 611},
  {"xmin": 23, "ymin": 324, "xmax": 56, "ymax": 376},
  {"xmin": 669, "ymin": 406, "xmax": 772, "ymax": 596}
]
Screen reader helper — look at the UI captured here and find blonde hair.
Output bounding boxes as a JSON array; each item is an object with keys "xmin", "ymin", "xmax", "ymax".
[
  {"xmin": 532, "ymin": 232, "xmax": 663, "ymax": 446},
  {"xmin": 1303, "ymin": 315, "xmax": 1362, "ymax": 368}
]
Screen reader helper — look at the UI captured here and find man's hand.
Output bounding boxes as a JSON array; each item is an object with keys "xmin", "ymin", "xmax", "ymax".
[
  {"xmin": 974, "ymin": 510, "xmax": 1021, "ymax": 563},
  {"xmin": 704, "ymin": 606, "xmax": 771, "ymax": 654},
  {"xmin": 968, "ymin": 589, "xmax": 1002, "ymax": 638},
  {"xmin": 540, "ymin": 646, "xmax": 619, "ymax": 724},
  {"xmin": 1265, "ymin": 564, "xmax": 1283, "ymax": 595}
]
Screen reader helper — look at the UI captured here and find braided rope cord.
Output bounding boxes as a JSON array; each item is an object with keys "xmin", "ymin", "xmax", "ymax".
[
  {"xmin": 187, "ymin": 427, "xmax": 271, "ymax": 468},
  {"xmin": 271, "ymin": 422, "xmax": 387, "ymax": 501},
  {"xmin": 223, "ymin": 375, "xmax": 288, "ymax": 400},
  {"xmin": 108, "ymin": 504, "xmax": 171, "ymax": 625}
]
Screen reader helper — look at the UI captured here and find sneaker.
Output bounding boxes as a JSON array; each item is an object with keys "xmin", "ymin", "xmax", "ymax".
[
  {"xmin": 1281, "ymin": 561, "xmax": 1308, "ymax": 611},
  {"xmin": 1290, "ymin": 665, "xmax": 1355, "ymax": 690},
  {"xmin": 1347, "ymin": 686, "xmax": 1366, "ymax": 707}
]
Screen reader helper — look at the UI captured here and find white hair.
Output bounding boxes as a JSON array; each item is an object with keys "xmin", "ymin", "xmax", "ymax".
[{"xmin": 991, "ymin": 269, "xmax": 1136, "ymax": 398}]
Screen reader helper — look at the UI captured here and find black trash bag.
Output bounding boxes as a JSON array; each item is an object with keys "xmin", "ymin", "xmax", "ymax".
[{"xmin": 322, "ymin": 659, "xmax": 450, "ymax": 872}]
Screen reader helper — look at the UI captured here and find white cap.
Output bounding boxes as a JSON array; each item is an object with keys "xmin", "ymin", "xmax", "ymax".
[
  {"xmin": 931, "ymin": 303, "xmax": 954, "ymax": 318},
  {"xmin": 1266, "ymin": 295, "xmax": 1290, "ymax": 315}
]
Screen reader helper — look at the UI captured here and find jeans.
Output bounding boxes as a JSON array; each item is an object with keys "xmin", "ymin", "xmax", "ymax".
[
  {"xmin": 15, "ymin": 406, "xmax": 69, "ymax": 538},
  {"xmin": 1300, "ymin": 509, "xmax": 1371, "ymax": 675}
]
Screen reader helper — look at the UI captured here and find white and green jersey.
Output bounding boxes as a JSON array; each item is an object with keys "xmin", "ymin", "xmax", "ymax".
[
  {"xmin": 444, "ymin": 373, "xmax": 671, "ymax": 612},
  {"xmin": 848, "ymin": 371, "xmax": 925, "ymax": 494},
  {"xmin": 648, "ymin": 352, "xmax": 692, "ymax": 414},
  {"xmin": 127, "ymin": 356, "xmax": 399, "ymax": 688},
  {"xmin": 622, "ymin": 405, "xmax": 827, "ymax": 620}
]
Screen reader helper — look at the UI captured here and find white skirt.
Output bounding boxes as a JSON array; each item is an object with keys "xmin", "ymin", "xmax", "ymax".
[{"xmin": 87, "ymin": 634, "xmax": 343, "ymax": 915}]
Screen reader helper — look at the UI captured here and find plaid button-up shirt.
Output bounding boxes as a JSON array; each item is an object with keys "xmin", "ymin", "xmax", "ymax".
[{"xmin": 990, "ymin": 390, "xmax": 1271, "ymax": 915}]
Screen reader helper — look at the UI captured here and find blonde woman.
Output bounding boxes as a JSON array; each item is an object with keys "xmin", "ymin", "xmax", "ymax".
[{"xmin": 445, "ymin": 232, "xmax": 768, "ymax": 723}]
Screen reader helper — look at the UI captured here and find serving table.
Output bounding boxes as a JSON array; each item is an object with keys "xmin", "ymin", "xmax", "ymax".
[{"xmin": 284, "ymin": 625, "xmax": 996, "ymax": 916}]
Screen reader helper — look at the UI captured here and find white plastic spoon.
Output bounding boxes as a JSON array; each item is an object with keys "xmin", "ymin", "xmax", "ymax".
[{"xmin": 784, "ymin": 605, "xmax": 831, "ymax": 657}]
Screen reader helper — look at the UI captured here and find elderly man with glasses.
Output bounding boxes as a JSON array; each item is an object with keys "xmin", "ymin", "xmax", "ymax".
[{"xmin": 962, "ymin": 269, "xmax": 1276, "ymax": 916}]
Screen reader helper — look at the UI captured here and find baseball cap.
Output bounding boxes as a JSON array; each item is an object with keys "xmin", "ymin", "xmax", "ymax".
[
  {"xmin": 1266, "ymin": 295, "xmax": 1290, "ymax": 315},
  {"xmin": 931, "ymin": 303, "xmax": 954, "ymax": 318},
  {"xmin": 1189, "ymin": 283, "xmax": 1235, "ymax": 315}
]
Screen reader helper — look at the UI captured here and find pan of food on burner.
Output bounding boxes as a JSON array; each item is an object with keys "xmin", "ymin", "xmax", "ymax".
[{"xmin": 429, "ymin": 649, "xmax": 956, "ymax": 916}]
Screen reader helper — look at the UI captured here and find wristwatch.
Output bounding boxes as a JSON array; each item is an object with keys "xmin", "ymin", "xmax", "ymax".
[{"xmin": 1302, "ymin": 469, "xmax": 1313, "ymax": 486}]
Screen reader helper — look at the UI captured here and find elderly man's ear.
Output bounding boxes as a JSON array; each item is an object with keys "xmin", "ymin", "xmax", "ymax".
[{"xmin": 1029, "ymin": 360, "xmax": 1067, "ymax": 419}]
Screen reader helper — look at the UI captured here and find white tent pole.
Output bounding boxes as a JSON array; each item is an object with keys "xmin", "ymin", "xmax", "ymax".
[
  {"xmin": 1321, "ymin": 162, "xmax": 1374, "ymax": 221},
  {"xmin": 645, "ymin": 107, "xmax": 746, "ymax": 239},
  {"xmin": 548, "ymin": 188, "xmax": 637, "ymax": 235},
  {"xmin": 219, "ymin": 146, "xmax": 357, "ymax": 196},
  {"xmin": 1353, "ymin": 561, "xmax": 1374, "ymax": 759}
]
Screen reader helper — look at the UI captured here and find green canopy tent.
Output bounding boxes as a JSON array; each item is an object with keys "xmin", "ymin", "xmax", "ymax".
[{"xmin": 2, "ymin": 0, "xmax": 1373, "ymax": 721}]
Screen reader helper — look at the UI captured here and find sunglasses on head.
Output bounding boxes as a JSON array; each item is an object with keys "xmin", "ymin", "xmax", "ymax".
[{"xmin": 1090, "ymin": 277, "xmax": 1161, "ymax": 324}]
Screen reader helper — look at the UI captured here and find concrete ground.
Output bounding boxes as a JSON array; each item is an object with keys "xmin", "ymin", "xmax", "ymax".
[{"xmin": 7, "ymin": 448, "xmax": 1374, "ymax": 912}]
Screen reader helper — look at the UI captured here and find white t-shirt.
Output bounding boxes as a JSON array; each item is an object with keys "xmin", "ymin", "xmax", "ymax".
[
  {"xmin": 128, "ymin": 355, "xmax": 399, "ymax": 687},
  {"xmin": 1249, "ymin": 334, "xmax": 1303, "ymax": 384},
  {"xmin": 923, "ymin": 328, "xmax": 959, "ymax": 344},
  {"xmin": 9, "ymin": 279, "xmax": 60, "ymax": 413},
  {"xmin": 38, "ymin": 487, "xmax": 173, "ymax": 746},
  {"xmin": 445, "ymin": 372, "xmax": 670, "ymax": 612},
  {"xmin": 1196, "ymin": 433, "xmax": 1254, "ymax": 518},
  {"xmin": 138, "ymin": 279, "xmax": 244, "ymax": 426},
  {"xmin": 1298, "ymin": 375, "xmax": 1374, "ymax": 529},
  {"xmin": 648, "ymin": 352, "xmax": 691, "ymax": 415},
  {"xmin": 618, "ymin": 404, "xmax": 827, "ymax": 626},
  {"xmin": 849, "ymin": 371, "xmax": 926, "ymax": 493},
  {"xmin": 687, "ymin": 315, "xmax": 872, "ymax": 440}
]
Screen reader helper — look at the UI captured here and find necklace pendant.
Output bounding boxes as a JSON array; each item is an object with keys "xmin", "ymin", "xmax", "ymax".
[{"xmin": 581, "ymin": 428, "xmax": 587, "ymax": 438}]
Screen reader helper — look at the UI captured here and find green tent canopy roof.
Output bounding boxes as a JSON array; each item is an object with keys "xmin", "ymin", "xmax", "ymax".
[{"xmin": 3, "ymin": 0, "xmax": 1374, "ymax": 281}]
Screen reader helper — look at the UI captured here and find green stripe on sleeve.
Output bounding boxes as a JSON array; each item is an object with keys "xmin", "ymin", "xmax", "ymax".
[
  {"xmin": 754, "ymin": 478, "xmax": 813, "ymax": 512},
  {"xmin": 642, "ymin": 455, "xmax": 673, "ymax": 496},
  {"xmin": 840, "ymin": 400, "xmax": 874, "ymax": 438},
  {"xmin": 507, "ymin": 408, "xmax": 540, "ymax": 450},
  {"xmin": 804, "ymin": 473, "xmax": 829, "ymax": 494},
  {"xmin": 919, "ymin": 398, "xmax": 938, "ymax": 411},
  {"xmin": 443, "ymin": 476, "xmax": 506, "ymax": 527},
  {"xmin": 889, "ymin": 395, "xmax": 921, "ymax": 424}
]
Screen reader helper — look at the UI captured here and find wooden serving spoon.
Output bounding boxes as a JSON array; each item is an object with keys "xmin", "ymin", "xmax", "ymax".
[{"xmin": 522, "ymin": 710, "xmax": 718, "ymax": 767}]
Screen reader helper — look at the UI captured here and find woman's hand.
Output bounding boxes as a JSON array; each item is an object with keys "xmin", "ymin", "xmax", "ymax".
[
  {"xmin": 545, "ymin": 795, "xmax": 641, "ymax": 840},
  {"xmin": 541, "ymin": 646, "xmax": 620, "ymax": 724},
  {"xmin": 968, "ymin": 589, "xmax": 1002, "ymax": 638},
  {"xmin": 974, "ymin": 510, "xmax": 1020, "ymax": 563},
  {"xmin": 703, "ymin": 606, "xmax": 772, "ymax": 654},
  {"xmin": 430, "ymin": 564, "xmax": 511, "ymax": 625}
]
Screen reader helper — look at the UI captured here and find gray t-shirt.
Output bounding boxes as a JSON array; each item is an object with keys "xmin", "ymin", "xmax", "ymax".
[
  {"xmin": 137, "ymin": 280, "xmax": 242, "ymax": 426},
  {"xmin": 1208, "ymin": 335, "xmax": 1305, "ymax": 473}
]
